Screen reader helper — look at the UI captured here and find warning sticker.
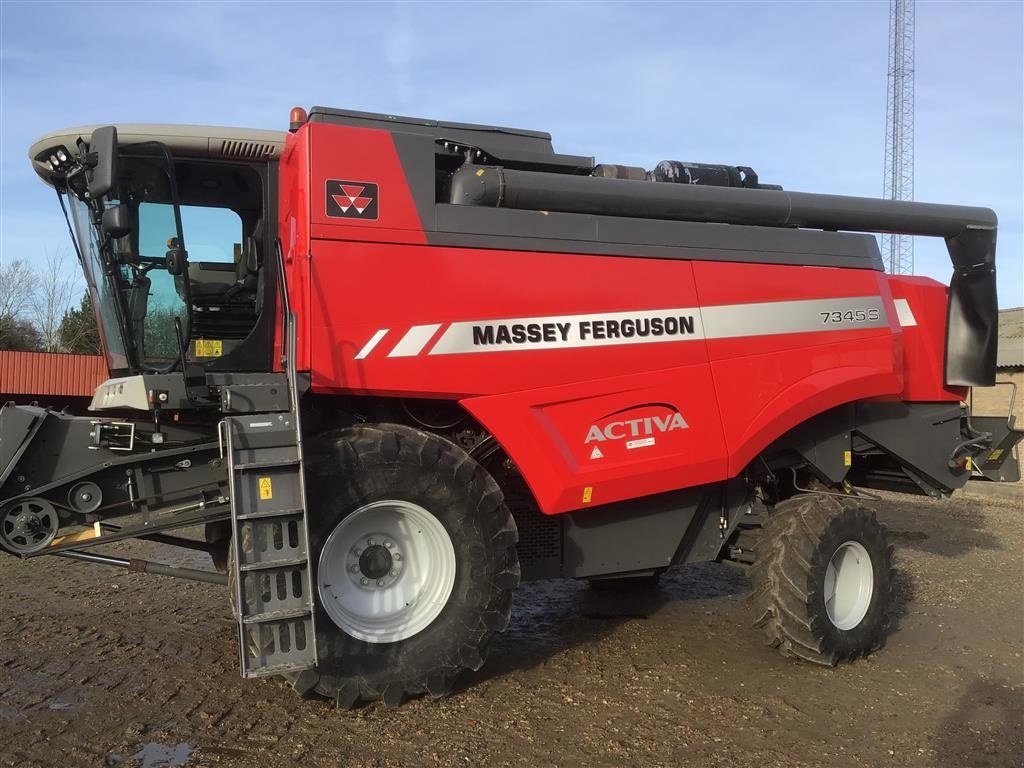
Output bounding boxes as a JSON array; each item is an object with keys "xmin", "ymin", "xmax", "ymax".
[
  {"xmin": 590, "ymin": 446, "xmax": 604, "ymax": 460},
  {"xmin": 582, "ymin": 486, "xmax": 593, "ymax": 504},
  {"xmin": 195, "ymin": 339, "xmax": 223, "ymax": 357},
  {"xmin": 258, "ymin": 477, "xmax": 273, "ymax": 500},
  {"xmin": 626, "ymin": 437, "xmax": 656, "ymax": 450},
  {"xmin": 844, "ymin": 450, "xmax": 852, "ymax": 467}
]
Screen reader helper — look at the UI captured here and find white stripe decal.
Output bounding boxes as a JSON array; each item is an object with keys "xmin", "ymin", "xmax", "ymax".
[
  {"xmin": 893, "ymin": 298, "xmax": 917, "ymax": 327},
  {"xmin": 701, "ymin": 296, "xmax": 887, "ymax": 339},
  {"xmin": 354, "ymin": 329, "xmax": 389, "ymax": 360},
  {"xmin": 389, "ymin": 323, "xmax": 443, "ymax": 357},
  {"xmin": 430, "ymin": 307, "xmax": 703, "ymax": 355},
  {"xmin": 426, "ymin": 296, "xmax": 888, "ymax": 356}
]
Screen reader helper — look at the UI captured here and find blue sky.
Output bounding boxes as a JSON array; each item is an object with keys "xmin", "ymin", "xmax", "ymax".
[{"xmin": 1, "ymin": 1, "xmax": 1021, "ymax": 305}]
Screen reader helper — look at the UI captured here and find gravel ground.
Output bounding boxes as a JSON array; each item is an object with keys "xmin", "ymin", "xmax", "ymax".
[{"xmin": 0, "ymin": 490, "xmax": 1021, "ymax": 768}]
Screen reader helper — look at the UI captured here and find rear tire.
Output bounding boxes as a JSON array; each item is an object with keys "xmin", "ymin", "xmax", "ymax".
[
  {"xmin": 749, "ymin": 494, "xmax": 893, "ymax": 665},
  {"xmin": 305, "ymin": 424, "xmax": 519, "ymax": 708}
]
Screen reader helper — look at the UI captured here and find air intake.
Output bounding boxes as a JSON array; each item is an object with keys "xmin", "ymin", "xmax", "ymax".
[{"xmin": 219, "ymin": 139, "xmax": 279, "ymax": 159}]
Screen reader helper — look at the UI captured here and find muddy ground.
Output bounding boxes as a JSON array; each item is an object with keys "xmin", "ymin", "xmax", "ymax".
[{"xmin": 1, "ymin": 489, "xmax": 1021, "ymax": 768}]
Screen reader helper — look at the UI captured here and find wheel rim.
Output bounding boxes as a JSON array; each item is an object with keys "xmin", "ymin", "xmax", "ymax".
[
  {"xmin": 0, "ymin": 499, "xmax": 58, "ymax": 554},
  {"xmin": 823, "ymin": 540, "xmax": 874, "ymax": 631},
  {"xmin": 317, "ymin": 500, "xmax": 456, "ymax": 644}
]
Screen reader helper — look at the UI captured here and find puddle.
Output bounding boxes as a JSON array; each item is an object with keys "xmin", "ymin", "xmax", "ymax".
[{"xmin": 105, "ymin": 742, "xmax": 193, "ymax": 768}]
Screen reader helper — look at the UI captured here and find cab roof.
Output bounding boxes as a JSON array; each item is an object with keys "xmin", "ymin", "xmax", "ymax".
[{"xmin": 29, "ymin": 124, "xmax": 287, "ymax": 186}]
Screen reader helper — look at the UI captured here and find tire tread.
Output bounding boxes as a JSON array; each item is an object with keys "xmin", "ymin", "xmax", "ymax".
[
  {"xmin": 748, "ymin": 494, "xmax": 894, "ymax": 666},
  {"xmin": 308, "ymin": 424, "xmax": 519, "ymax": 708}
]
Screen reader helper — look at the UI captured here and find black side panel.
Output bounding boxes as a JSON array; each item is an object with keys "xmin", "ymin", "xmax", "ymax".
[
  {"xmin": 433, "ymin": 205, "xmax": 884, "ymax": 270},
  {"xmin": 971, "ymin": 415, "xmax": 1023, "ymax": 482},
  {"xmin": 510, "ymin": 501, "xmax": 563, "ymax": 581},
  {"xmin": 767, "ymin": 404, "xmax": 855, "ymax": 483},
  {"xmin": 391, "ymin": 132, "xmax": 438, "ymax": 232},
  {"xmin": 0, "ymin": 409, "xmax": 223, "ymax": 513},
  {"xmin": 386, "ymin": 131, "xmax": 884, "ymax": 271},
  {"xmin": 854, "ymin": 401, "xmax": 971, "ymax": 493},
  {"xmin": 945, "ymin": 227, "xmax": 999, "ymax": 387},
  {"xmin": 562, "ymin": 487, "xmax": 707, "ymax": 578},
  {"xmin": 0, "ymin": 405, "xmax": 47, "ymax": 486},
  {"xmin": 679, "ymin": 479, "xmax": 753, "ymax": 564},
  {"xmin": 308, "ymin": 106, "xmax": 593, "ymax": 171}
]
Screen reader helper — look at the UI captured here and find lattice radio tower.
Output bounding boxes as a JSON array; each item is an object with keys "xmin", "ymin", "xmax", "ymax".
[{"xmin": 882, "ymin": 0, "xmax": 915, "ymax": 274}]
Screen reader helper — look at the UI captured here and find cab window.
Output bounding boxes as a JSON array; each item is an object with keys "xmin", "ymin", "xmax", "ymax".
[{"xmin": 138, "ymin": 203, "xmax": 242, "ymax": 263}]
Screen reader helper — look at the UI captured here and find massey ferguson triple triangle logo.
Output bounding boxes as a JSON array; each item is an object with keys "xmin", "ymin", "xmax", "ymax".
[{"xmin": 326, "ymin": 180, "xmax": 379, "ymax": 220}]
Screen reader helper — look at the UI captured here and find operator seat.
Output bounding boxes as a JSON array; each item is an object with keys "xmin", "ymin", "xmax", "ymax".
[
  {"xmin": 190, "ymin": 226, "xmax": 263, "ymax": 341},
  {"xmin": 224, "ymin": 236, "xmax": 260, "ymax": 300}
]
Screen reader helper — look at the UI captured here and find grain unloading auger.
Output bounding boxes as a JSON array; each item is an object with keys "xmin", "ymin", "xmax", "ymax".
[{"xmin": 2, "ymin": 106, "xmax": 1019, "ymax": 707}]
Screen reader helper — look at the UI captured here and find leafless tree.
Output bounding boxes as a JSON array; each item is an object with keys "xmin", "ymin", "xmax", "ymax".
[
  {"xmin": 0, "ymin": 258, "xmax": 37, "ymax": 321},
  {"xmin": 30, "ymin": 249, "xmax": 83, "ymax": 352}
]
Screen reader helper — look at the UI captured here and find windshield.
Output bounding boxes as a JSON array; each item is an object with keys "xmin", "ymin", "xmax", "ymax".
[
  {"xmin": 66, "ymin": 194, "xmax": 131, "ymax": 371},
  {"xmin": 134, "ymin": 202, "xmax": 191, "ymax": 365},
  {"xmin": 67, "ymin": 192, "xmax": 190, "ymax": 370},
  {"xmin": 63, "ymin": 147, "xmax": 197, "ymax": 372},
  {"xmin": 59, "ymin": 144, "xmax": 264, "ymax": 375}
]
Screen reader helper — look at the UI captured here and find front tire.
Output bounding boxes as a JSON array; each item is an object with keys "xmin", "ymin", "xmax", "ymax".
[
  {"xmin": 749, "ymin": 494, "xmax": 894, "ymax": 665},
  {"xmin": 306, "ymin": 424, "xmax": 519, "ymax": 708}
]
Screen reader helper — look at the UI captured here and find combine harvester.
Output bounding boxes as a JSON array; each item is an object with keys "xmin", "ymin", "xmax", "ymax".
[{"xmin": 2, "ymin": 107, "xmax": 1019, "ymax": 708}]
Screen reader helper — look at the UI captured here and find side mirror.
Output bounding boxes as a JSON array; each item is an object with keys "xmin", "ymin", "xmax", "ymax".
[
  {"xmin": 87, "ymin": 126, "xmax": 118, "ymax": 199},
  {"xmin": 165, "ymin": 246, "xmax": 187, "ymax": 276},
  {"xmin": 101, "ymin": 203, "xmax": 132, "ymax": 239}
]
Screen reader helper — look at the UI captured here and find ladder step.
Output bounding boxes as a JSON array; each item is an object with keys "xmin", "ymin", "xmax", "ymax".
[
  {"xmin": 239, "ymin": 557, "xmax": 309, "ymax": 572},
  {"xmin": 242, "ymin": 607, "xmax": 312, "ymax": 624},
  {"xmin": 235, "ymin": 507, "xmax": 305, "ymax": 521},
  {"xmin": 242, "ymin": 659, "xmax": 316, "ymax": 679},
  {"xmin": 225, "ymin": 405, "xmax": 319, "ymax": 679},
  {"xmin": 235, "ymin": 458, "xmax": 300, "ymax": 470}
]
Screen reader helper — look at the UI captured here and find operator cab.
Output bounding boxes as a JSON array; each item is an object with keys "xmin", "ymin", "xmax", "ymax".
[{"xmin": 28, "ymin": 124, "xmax": 285, "ymax": 377}]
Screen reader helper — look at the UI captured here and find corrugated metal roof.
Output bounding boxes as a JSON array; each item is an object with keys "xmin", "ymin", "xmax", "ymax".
[
  {"xmin": 997, "ymin": 307, "xmax": 1024, "ymax": 369},
  {"xmin": 0, "ymin": 351, "xmax": 107, "ymax": 397}
]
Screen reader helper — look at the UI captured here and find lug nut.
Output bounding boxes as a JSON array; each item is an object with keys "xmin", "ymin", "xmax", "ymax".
[
  {"xmin": 393, "ymin": 553, "xmax": 402, "ymax": 561},
  {"xmin": 354, "ymin": 548, "xmax": 362, "ymax": 556},
  {"xmin": 390, "ymin": 569, "xmax": 398, "ymax": 576},
  {"xmin": 376, "ymin": 579, "xmax": 385, "ymax": 586},
  {"xmin": 367, "ymin": 538, "xmax": 376, "ymax": 546},
  {"xmin": 360, "ymin": 577, "xmax": 368, "ymax": 586},
  {"xmin": 384, "ymin": 541, "xmax": 393, "ymax": 548},
  {"xmin": 350, "ymin": 565, "xmax": 359, "ymax": 573}
]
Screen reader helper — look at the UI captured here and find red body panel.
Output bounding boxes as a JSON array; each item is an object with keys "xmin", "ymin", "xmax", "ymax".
[
  {"xmin": 887, "ymin": 276, "xmax": 966, "ymax": 403},
  {"xmin": 278, "ymin": 124, "xmax": 312, "ymax": 371},
  {"xmin": 692, "ymin": 262, "xmax": 904, "ymax": 476},
  {"xmin": 308, "ymin": 241, "xmax": 712, "ymax": 397},
  {"xmin": 280, "ymin": 123, "xmax": 957, "ymax": 514},
  {"xmin": 308, "ymin": 123, "xmax": 427, "ymax": 246}
]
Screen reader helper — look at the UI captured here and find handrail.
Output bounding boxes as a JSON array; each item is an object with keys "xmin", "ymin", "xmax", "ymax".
[{"xmin": 273, "ymin": 236, "xmax": 318, "ymax": 649}]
